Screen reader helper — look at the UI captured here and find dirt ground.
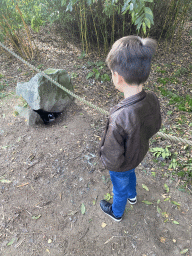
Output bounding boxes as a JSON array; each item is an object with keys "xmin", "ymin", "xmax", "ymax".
[{"xmin": 0, "ymin": 22, "xmax": 192, "ymax": 256}]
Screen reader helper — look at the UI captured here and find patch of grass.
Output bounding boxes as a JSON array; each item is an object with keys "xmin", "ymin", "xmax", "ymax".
[
  {"xmin": 86, "ymin": 61, "xmax": 110, "ymax": 82},
  {"xmin": 156, "ymin": 66, "xmax": 167, "ymax": 74},
  {"xmin": 173, "ymin": 67, "xmax": 189, "ymax": 77},
  {"xmin": 157, "ymin": 86, "xmax": 192, "ymax": 112}
]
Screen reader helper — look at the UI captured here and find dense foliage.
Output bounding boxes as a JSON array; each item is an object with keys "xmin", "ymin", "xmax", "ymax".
[{"xmin": 0, "ymin": 0, "xmax": 190, "ymax": 54}]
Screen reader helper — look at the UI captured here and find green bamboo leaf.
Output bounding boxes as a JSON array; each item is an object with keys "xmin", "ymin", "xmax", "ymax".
[
  {"xmin": 157, "ymin": 199, "xmax": 160, "ymax": 204},
  {"xmin": 135, "ymin": 13, "xmax": 145, "ymax": 26},
  {"xmin": 157, "ymin": 206, "xmax": 161, "ymax": 214},
  {"xmin": 172, "ymin": 220, "xmax": 179, "ymax": 225},
  {"xmin": 95, "ymin": 72, "xmax": 100, "ymax": 80},
  {"xmin": 171, "ymin": 201, "xmax": 180, "ymax": 206},
  {"xmin": 0, "ymin": 179, "xmax": 12, "ymax": 184},
  {"xmin": 7, "ymin": 238, "xmax": 16, "ymax": 246},
  {"xmin": 32, "ymin": 214, "xmax": 41, "ymax": 220},
  {"xmin": 162, "ymin": 152, "xmax": 166, "ymax": 159},
  {"xmin": 86, "ymin": 72, "xmax": 94, "ymax": 79},
  {"xmin": 142, "ymin": 184, "xmax": 149, "ymax": 191},
  {"xmin": 142, "ymin": 22, "xmax": 146, "ymax": 34},
  {"xmin": 142, "ymin": 200, "xmax": 153, "ymax": 205},
  {"xmin": 180, "ymin": 249, "xmax": 189, "ymax": 254},
  {"xmin": 130, "ymin": 3, "xmax": 133, "ymax": 11},
  {"xmin": 144, "ymin": 17, "xmax": 151, "ymax": 28},
  {"xmin": 164, "ymin": 198, "xmax": 170, "ymax": 202},
  {"xmin": 164, "ymin": 184, "xmax": 169, "ymax": 193},
  {"xmin": 81, "ymin": 203, "xmax": 86, "ymax": 214},
  {"xmin": 121, "ymin": 0, "xmax": 131, "ymax": 13},
  {"xmin": 145, "ymin": 7, "xmax": 153, "ymax": 16}
]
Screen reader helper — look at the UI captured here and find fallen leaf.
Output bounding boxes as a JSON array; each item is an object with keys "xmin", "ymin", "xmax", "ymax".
[
  {"xmin": 0, "ymin": 179, "xmax": 12, "ymax": 184},
  {"xmin": 160, "ymin": 237, "xmax": 166, "ymax": 243},
  {"xmin": 171, "ymin": 201, "xmax": 180, "ymax": 206},
  {"xmin": 68, "ymin": 211, "xmax": 77, "ymax": 216},
  {"xmin": 172, "ymin": 220, "xmax": 179, "ymax": 225},
  {"xmin": 7, "ymin": 237, "xmax": 16, "ymax": 246},
  {"xmin": 164, "ymin": 184, "xmax": 169, "ymax": 193},
  {"xmin": 142, "ymin": 200, "xmax": 153, "ymax": 205},
  {"xmin": 180, "ymin": 249, "xmax": 188, "ymax": 254},
  {"xmin": 101, "ymin": 222, "xmax": 107, "ymax": 228},
  {"xmin": 164, "ymin": 198, "xmax": 170, "ymax": 202},
  {"xmin": 173, "ymin": 239, "xmax": 176, "ymax": 243},
  {"xmin": 92, "ymin": 200, "xmax": 96, "ymax": 205},
  {"xmin": 81, "ymin": 203, "xmax": 86, "ymax": 214},
  {"xmin": 157, "ymin": 199, "xmax": 161, "ymax": 204},
  {"xmin": 32, "ymin": 214, "xmax": 41, "ymax": 220},
  {"xmin": 142, "ymin": 184, "xmax": 149, "ymax": 191},
  {"xmin": 157, "ymin": 206, "xmax": 162, "ymax": 214},
  {"xmin": 161, "ymin": 212, "xmax": 169, "ymax": 218}
]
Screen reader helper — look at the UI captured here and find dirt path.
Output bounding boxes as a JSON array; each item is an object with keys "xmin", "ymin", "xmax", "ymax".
[{"xmin": 0, "ymin": 24, "xmax": 192, "ymax": 256}]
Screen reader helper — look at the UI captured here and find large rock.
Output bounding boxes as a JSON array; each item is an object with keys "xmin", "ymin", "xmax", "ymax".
[{"xmin": 16, "ymin": 68, "xmax": 74, "ymax": 112}]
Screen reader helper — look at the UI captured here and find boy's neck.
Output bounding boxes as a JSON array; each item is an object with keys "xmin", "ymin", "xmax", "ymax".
[{"xmin": 123, "ymin": 84, "xmax": 143, "ymax": 99}]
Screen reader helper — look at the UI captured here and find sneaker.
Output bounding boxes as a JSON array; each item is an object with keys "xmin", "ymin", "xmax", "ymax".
[
  {"xmin": 128, "ymin": 197, "xmax": 137, "ymax": 205},
  {"xmin": 100, "ymin": 200, "xmax": 122, "ymax": 222}
]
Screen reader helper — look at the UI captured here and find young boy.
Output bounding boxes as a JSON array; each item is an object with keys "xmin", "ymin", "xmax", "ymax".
[{"xmin": 99, "ymin": 35, "xmax": 161, "ymax": 222}]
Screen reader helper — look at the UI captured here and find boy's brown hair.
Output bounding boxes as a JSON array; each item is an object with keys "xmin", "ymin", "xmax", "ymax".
[{"xmin": 106, "ymin": 36, "xmax": 157, "ymax": 85}]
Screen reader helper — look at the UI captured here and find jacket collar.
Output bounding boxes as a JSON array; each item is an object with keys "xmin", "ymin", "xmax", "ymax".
[{"xmin": 109, "ymin": 90, "xmax": 146, "ymax": 115}]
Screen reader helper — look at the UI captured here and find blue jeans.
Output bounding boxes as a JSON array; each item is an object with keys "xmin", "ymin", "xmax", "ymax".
[{"xmin": 109, "ymin": 169, "xmax": 136, "ymax": 218}]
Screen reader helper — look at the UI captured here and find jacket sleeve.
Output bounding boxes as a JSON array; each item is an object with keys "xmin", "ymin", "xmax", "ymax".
[{"xmin": 100, "ymin": 122, "xmax": 125, "ymax": 171}]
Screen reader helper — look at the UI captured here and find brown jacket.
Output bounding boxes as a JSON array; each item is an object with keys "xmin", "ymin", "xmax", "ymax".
[{"xmin": 99, "ymin": 90, "xmax": 161, "ymax": 172}]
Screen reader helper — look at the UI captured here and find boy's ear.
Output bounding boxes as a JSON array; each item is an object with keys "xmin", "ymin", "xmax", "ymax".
[{"xmin": 114, "ymin": 72, "xmax": 125, "ymax": 84}]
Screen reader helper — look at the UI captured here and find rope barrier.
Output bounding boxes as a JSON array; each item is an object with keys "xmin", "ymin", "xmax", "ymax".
[{"xmin": 0, "ymin": 42, "xmax": 192, "ymax": 146}]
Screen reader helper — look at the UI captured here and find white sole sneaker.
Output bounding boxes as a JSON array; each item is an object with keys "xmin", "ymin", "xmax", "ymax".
[{"xmin": 128, "ymin": 197, "xmax": 137, "ymax": 204}]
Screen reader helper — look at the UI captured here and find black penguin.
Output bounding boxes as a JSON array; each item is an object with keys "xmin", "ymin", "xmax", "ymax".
[{"xmin": 33, "ymin": 109, "xmax": 62, "ymax": 124}]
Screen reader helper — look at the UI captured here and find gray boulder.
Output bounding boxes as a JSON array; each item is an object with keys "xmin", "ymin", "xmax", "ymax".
[
  {"xmin": 16, "ymin": 68, "xmax": 74, "ymax": 125},
  {"xmin": 16, "ymin": 68, "xmax": 74, "ymax": 112}
]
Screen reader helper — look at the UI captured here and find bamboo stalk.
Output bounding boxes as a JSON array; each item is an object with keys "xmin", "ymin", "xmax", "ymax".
[
  {"xmin": 90, "ymin": 6, "xmax": 100, "ymax": 55},
  {"xmin": 5, "ymin": 29, "xmax": 25, "ymax": 58},
  {"xmin": 112, "ymin": 6, "xmax": 115, "ymax": 46},
  {"xmin": 174, "ymin": 4, "xmax": 189, "ymax": 51},
  {"xmin": 169, "ymin": 0, "xmax": 182, "ymax": 51},
  {"xmin": 15, "ymin": 5, "xmax": 33, "ymax": 59},
  {"xmin": 83, "ymin": 0, "xmax": 88, "ymax": 54},
  {"xmin": 79, "ymin": 5, "xmax": 85, "ymax": 52},
  {"xmin": 1, "ymin": 15, "xmax": 30, "ymax": 59},
  {"xmin": 122, "ymin": 13, "xmax": 125, "ymax": 37}
]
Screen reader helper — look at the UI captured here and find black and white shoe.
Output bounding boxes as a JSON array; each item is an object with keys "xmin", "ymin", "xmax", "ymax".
[
  {"xmin": 100, "ymin": 200, "xmax": 122, "ymax": 222},
  {"xmin": 33, "ymin": 109, "xmax": 61, "ymax": 124},
  {"xmin": 128, "ymin": 197, "xmax": 137, "ymax": 205}
]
